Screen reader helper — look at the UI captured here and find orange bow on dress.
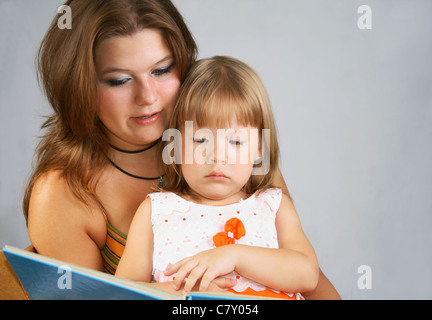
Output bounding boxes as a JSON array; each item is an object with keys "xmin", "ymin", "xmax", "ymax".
[{"xmin": 213, "ymin": 217, "xmax": 246, "ymax": 247}]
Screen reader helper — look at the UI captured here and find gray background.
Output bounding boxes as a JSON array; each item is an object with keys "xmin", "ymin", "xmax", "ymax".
[{"xmin": 1, "ymin": 0, "xmax": 431, "ymax": 299}]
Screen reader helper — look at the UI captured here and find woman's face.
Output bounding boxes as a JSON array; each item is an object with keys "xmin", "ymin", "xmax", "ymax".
[{"xmin": 95, "ymin": 28, "xmax": 181, "ymax": 149}]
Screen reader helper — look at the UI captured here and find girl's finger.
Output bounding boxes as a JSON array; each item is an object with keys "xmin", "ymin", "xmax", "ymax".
[
  {"xmin": 182, "ymin": 265, "xmax": 207, "ymax": 294},
  {"xmin": 199, "ymin": 269, "xmax": 220, "ymax": 292},
  {"xmin": 164, "ymin": 258, "xmax": 187, "ymax": 276},
  {"xmin": 211, "ymin": 277, "xmax": 237, "ymax": 290},
  {"xmin": 172, "ymin": 259, "xmax": 198, "ymax": 290}
]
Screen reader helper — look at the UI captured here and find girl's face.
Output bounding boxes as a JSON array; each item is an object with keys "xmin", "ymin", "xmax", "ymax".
[
  {"xmin": 180, "ymin": 121, "xmax": 261, "ymax": 205},
  {"xmin": 95, "ymin": 28, "xmax": 180, "ymax": 149}
]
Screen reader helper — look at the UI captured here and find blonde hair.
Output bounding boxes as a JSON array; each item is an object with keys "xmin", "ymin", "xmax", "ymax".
[
  {"xmin": 23, "ymin": 0, "xmax": 197, "ymax": 221},
  {"xmin": 162, "ymin": 56, "xmax": 280, "ymax": 196}
]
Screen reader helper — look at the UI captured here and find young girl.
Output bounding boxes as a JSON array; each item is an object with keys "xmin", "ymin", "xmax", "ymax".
[{"xmin": 116, "ymin": 56, "xmax": 319, "ymax": 299}]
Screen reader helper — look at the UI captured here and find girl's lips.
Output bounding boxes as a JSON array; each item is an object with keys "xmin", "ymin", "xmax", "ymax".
[
  {"xmin": 206, "ymin": 171, "xmax": 229, "ymax": 181},
  {"xmin": 132, "ymin": 111, "xmax": 161, "ymax": 126}
]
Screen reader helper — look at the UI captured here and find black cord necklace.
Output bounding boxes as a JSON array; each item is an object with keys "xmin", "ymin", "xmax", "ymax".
[
  {"xmin": 107, "ymin": 140, "xmax": 164, "ymax": 182},
  {"xmin": 107, "ymin": 158, "xmax": 163, "ymax": 181},
  {"xmin": 109, "ymin": 139, "xmax": 160, "ymax": 154}
]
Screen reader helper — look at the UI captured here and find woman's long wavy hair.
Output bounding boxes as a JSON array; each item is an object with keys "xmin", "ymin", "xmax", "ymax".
[{"xmin": 23, "ymin": 0, "xmax": 197, "ymax": 221}]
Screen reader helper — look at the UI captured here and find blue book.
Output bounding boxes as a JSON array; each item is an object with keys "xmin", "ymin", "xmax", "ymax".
[
  {"xmin": 3, "ymin": 245, "xmax": 185, "ymax": 300},
  {"xmin": 3, "ymin": 245, "xmax": 255, "ymax": 300}
]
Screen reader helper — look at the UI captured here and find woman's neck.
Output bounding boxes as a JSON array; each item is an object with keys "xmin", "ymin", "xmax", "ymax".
[
  {"xmin": 109, "ymin": 139, "xmax": 160, "ymax": 154},
  {"xmin": 107, "ymin": 139, "xmax": 163, "ymax": 180}
]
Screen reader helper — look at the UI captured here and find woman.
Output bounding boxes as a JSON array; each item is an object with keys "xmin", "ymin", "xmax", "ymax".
[{"xmin": 22, "ymin": 0, "xmax": 339, "ymax": 299}]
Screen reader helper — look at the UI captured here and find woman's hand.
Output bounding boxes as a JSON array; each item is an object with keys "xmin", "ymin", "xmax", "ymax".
[{"xmin": 165, "ymin": 246, "xmax": 238, "ymax": 293}]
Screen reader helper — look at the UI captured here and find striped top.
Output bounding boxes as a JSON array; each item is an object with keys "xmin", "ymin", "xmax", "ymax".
[
  {"xmin": 88, "ymin": 186, "xmax": 127, "ymax": 275},
  {"xmin": 101, "ymin": 218, "xmax": 127, "ymax": 275}
]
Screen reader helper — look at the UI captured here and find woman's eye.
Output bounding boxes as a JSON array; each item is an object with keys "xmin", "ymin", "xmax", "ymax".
[
  {"xmin": 152, "ymin": 63, "xmax": 174, "ymax": 77},
  {"xmin": 105, "ymin": 78, "xmax": 130, "ymax": 87}
]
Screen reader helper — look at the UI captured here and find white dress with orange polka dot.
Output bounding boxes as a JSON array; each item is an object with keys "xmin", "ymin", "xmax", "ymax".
[{"xmin": 148, "ymin": 188, "xmax": 303, "ymax": 299}]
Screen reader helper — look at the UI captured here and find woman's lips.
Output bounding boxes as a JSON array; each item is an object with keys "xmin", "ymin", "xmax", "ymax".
[{"xmin": 132, "ymin": 111, "xmax": 161, "ymax": 126}]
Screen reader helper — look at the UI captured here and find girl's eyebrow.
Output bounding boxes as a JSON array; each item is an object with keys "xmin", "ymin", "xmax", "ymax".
[{"xmin": 101, "ymin": 56, "xmax": 173, "ymax": 75}]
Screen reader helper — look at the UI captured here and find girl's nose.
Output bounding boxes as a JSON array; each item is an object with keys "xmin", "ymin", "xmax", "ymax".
[{"xmin": 210, "ymin": 137, "xmax": 227, "ymax": 164}]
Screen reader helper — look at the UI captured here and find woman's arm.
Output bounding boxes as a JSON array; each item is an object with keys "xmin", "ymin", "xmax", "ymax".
[
  {"xmin": 302, "ymin": 269, "xmax": 341, "ymax": 300},
  {"xmin": 27, "ymin": 171, "xmax": 106, "ymax": 270},
  {"xmin": 273, "ymin": 168, "xmax": 341, "ymax": 299}
]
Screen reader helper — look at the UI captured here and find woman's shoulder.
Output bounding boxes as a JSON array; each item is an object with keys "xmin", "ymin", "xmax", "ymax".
[
  {"xmin": 32, "ymin": 170, "xmax": 66, "ymax": 193},
  {"xmin": 28, "ymin": 170, "xmax": 107, "ymax": 267},
  {"xmin": 27, "ymin": 171, "xmax": 107, "ymax": 269},
  {"xmin": 28, "ymin": 170, "xmax": 106, "ymax": 243},
  {"xmin": 31, "ymin": 170, "xmax": 81, "ymax": 210}
]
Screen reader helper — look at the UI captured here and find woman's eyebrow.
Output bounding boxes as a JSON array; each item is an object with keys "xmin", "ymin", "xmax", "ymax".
[{"xmin": 101, "ymin": 67, "xmax": 130, "ymax": 75}]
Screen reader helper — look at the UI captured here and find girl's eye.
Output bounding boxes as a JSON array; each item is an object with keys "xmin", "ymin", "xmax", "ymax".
[
  {"xmin": 152, "ymin": 63, "xmax": 175, "ymax": 77},
  {"xmin": 229, "ymin": 140, "xmax": 244, "ymax": 146},
  {"xmin": 105, "ymin": 78, "xmax": 130, "ymax": 87},
  {"xmin": 193, "ymin": 137, "xmax": 208, "ymax": 144}
]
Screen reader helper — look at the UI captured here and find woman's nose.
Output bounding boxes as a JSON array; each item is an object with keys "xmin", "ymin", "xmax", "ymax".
[{"xmin": 135, "ymin": 76, "xmax": 157, "ymax": 106}]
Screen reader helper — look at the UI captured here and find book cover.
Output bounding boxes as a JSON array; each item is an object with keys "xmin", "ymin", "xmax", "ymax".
[
  {"xmin": 3, "ymin": 245, "xmax": 184, "ymax": 300},
  {"xmin": 3, "ymin": 245, "xmax": 256, "ymax": 300}
]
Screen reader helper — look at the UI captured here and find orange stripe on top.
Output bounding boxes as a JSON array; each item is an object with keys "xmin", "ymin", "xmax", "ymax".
[
  {"xmin": 101, "ymin": 222, "xmax": 127, "ymax": 274},
  {"xmin": 88, "ymin": 185, "xmax": 127, "ymax": 275}
]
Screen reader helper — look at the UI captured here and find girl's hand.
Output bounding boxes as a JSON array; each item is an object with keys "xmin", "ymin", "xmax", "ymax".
[
  {"xmin": 200, "ymin": 277, "xmax": 237, "ymax": 293},
  {"xmin": 148, "ymin": 278, "xmax": 236, "ymax": 295},
  {"xmin": 165, "ymin": 246, "xmax": 238, "ymax": 293}
]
